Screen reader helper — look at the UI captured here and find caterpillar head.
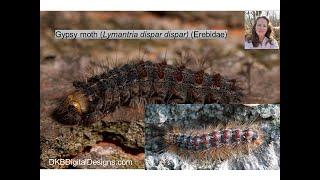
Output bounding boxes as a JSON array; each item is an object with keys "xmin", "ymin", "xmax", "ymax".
[{"xmin": 53, "ymin": 91, "xmax": 89, "ymax": 125}]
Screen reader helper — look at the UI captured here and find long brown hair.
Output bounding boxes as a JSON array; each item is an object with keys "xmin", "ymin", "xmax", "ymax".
[{"xmin": 246, "ymin": 16, "xmax": 275, "ymax": 47}]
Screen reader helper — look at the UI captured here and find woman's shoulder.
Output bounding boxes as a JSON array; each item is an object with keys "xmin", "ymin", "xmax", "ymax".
[
  {"xmin": 269, "ymin": 38, "xmax": 279, "ymax": 48},
  {"xmin": 244, "ymin": 40, "xmax": 253, "ymax": 49}
]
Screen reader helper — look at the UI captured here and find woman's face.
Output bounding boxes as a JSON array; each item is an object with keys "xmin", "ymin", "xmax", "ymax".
[{"xmin": 255, "ymin": 18, "xmax": 268, "ymax": 37}]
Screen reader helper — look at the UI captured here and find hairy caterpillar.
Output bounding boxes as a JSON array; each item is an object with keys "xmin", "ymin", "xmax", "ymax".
[
  {"xmin": 163, "ymin": 122, "xmax": 263, "ymax": 161},
  {"xmin": 144, "ymin": 104, "xmax": 279, "ymax": 169},
  {"xmin": 53, "ymin": 60, "xmax": 243, "ymax": 125}
]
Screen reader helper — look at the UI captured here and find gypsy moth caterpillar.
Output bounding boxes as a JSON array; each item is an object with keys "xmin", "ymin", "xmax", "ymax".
[
  {"xmin": 163, "ymin": 121, "xmax": 264, "ymax": 161},
  {"xmin": 53, "ymin": 60, "xmax": 243, "ymax": 125}
]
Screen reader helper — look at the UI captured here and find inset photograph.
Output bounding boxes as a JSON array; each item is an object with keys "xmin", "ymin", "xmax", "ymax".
[
  {"xmin": 244, "ymin": 11, "xmax": 280, "ymax": 49},
  {"xmin": 145, "ymin": 104, "xmax": 280, "ymax": 170}
]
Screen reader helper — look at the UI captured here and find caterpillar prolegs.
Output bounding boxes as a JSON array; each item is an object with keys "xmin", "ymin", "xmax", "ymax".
[{"xmin": 53, "ymin": 60, "xmax": 243, "ymax": 125}]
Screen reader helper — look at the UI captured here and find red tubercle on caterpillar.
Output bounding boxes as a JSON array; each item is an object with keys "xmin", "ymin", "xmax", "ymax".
[
  {"xmin": 200, "ymin": 134, "xmax": 210, "ymax": 145},
  {"xmin": 222, "ymin": 129, "xmax": 232, "ymax": 143},
  {"xmin": 137, "ymin": 65, "xmax": 148, "ymax": 79},
  {"xmin": 173, "ymin": 70, "xmax": 183, "ymax": 82},
  {"xmin": 156, "ymin": 67, "xmax": 165, "ymax": 80},
  {"xmin": 234, "ymin": 129, "xmax": 241, "ymax": 142},
  {"xmin": 194, "ymin": 70, "xmax": 204, "ymax": 85},
  {"xmin": 211, "ymin": 130, "xmax": 220, "ymax": 145},
  {"xmin": 243, "ymin": 129, "xmax": 253, "ymax": 140},
  {"xmin": 212, "ymin": 73, "xmax": 222, "ymax": 88}
]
